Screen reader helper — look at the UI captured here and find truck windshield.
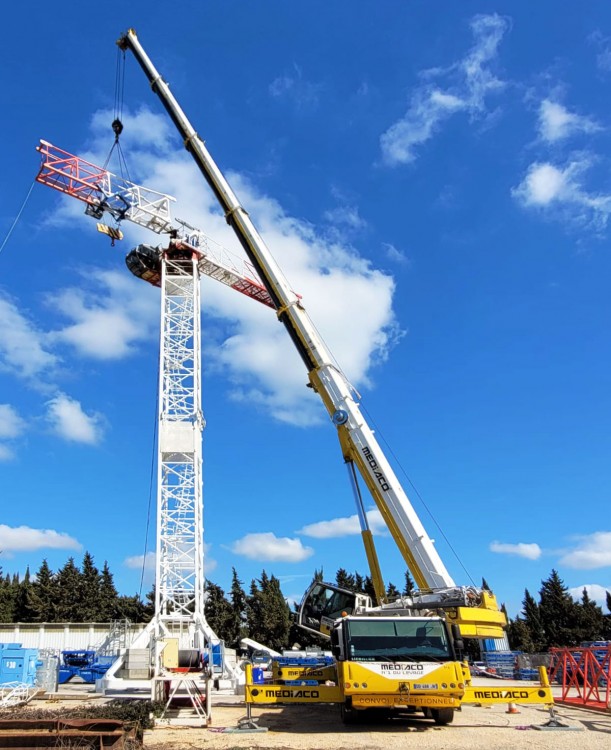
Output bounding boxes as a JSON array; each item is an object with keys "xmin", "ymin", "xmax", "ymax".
[{"xmin": 346, "ymin": 620, "xmax": 451, "ymax": 662}]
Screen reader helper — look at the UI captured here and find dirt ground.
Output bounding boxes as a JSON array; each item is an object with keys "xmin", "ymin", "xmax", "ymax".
[
  {"xmin": 142, "ymin": 699, "xmax": 610, "ymax": 750},
  {"xmin": 14, "ymin": 684, "xmax": 611, "ymax": 749}
]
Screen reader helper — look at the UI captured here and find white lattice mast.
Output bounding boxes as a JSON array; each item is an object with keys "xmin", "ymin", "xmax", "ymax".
[
  {"xmin": 155, "ymin": 247, "xmax": 210, "ymax": 653},
  {"xmin": 34, "ymin": 140, "xmax": 274, "ymax": 686}
]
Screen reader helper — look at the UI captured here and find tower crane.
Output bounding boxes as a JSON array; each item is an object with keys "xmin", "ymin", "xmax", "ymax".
[{"xmin": 36, "ymin": 140, "xmax": 275, "ymax": 708}]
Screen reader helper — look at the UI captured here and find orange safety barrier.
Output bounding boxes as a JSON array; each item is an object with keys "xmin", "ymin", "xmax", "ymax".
[{"xmin": 548, "ymin": 644, "xmax": 610, "ymax": 711}]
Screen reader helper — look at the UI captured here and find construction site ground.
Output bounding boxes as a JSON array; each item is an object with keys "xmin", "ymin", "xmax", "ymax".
[{"xmin": 17, "ymin": 681, "xmax": 610, "ymax": 749}]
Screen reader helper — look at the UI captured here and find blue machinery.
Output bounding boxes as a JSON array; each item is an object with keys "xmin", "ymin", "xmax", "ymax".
[{"xmin": 58, "ymin": 651, "xmax": 114, "ymax": 684}]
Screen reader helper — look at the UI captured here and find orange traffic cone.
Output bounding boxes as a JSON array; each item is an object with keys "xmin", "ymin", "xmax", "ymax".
[{"xmin": 506, "ymin": 702, "xmax": 520, "ymax": 714}]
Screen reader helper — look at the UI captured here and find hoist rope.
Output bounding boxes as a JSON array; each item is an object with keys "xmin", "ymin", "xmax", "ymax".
[
  {"xmin": 138, "ymin": 357, "xmax": 160, "ymax": 600},
  {"xmin": 102, "ymin": 47, "xmax": 132, "ymax": 185},
  {"xmin": 0, "ymin": 180, "xmax": 36, "ymax": 256},
  {"xmin": 360, "ymin": 402, "xmax": 477, "ymax": 587}
]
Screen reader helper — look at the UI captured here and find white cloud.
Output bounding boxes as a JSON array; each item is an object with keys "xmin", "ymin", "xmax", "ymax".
[
  {"xmin": 489, "ymin": 541, "xmax": 542, "ymax": 560},
  {"xmin": 47, "ymin": 270, "xmax": 158, "ymax": 360},
  {"xmin": 124, "ymin": 551, "xmax": 156, "ymax": 571},
  {"xmin": 43, "ymin": 106, "xmax": 399, "ymax": 426},
  {"xmin": 513, "ymin": 162, "xmax": 567, "ymax": 206},
  {"xmin": 0, "ymin": 444, "xmax": 15, "ymax": 461},
  {"xmin": 383, "ymin": 243, "xmax": 410, "ymax": 265},
  {"xmin": 380, "ymin": 14, "xmax": 508, "ymax": 165},
  {"xmin": 568, "ymin": 583, "xmax": 611, "ymax": 608},
  {"xmin": 124, "ymin": 544, "xmax": 217, "ymax": 575},
  {"xmin": 269, "ymin": 64, "xmax": 322, "ymax": 111},
  {"xmin": 46, "ymin": 392, "xmax": 104, "ymax": 445},
  {"xmin": 0, "ymin": 404, "xmax": 26, "ymax": 439},
  {"xmin": 323, "ymin": 205, "xmax": 367, "ymax": 231},
  {"xmin": 538, "ymin": 100, "xmax": 600, "ymax": 143},
  {"xmin": 0, "ymin": 294, "xmax": 58, "ymax": 379},
  {"xmin": 230, "ymin": 532, "xmax": 314, "ymax": 562},
  {"xmin": 513, "ymin": 157, "xmax": 611, "ymax": 230},
  {"xmin": 589, "ymin": 31, "xmax": 611, "ymax": 73},
  {"xmin": 560, "ymin": 531, "xmax": 611, "ymax": 569},
  {"xmin": 0, "ymin": 404, "xmax": 26, "ymax": 461},
  {"xmin": 0, "ymin": 524, "xmax": 81, "ymax": 554},
  {"xmin": 298, "ymin": 509, "xmax": 387, "ymax": 538}
]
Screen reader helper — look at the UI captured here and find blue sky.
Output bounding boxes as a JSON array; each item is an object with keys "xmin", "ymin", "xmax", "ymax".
[{"xmin": 1, "ymin": 1, "xmax": 611, "ymax": 618}]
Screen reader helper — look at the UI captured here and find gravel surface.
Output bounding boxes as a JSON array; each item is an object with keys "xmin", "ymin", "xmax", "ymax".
[{"xmin": 143, "ymin": 700, "xmax": 610, "ymax": 749}]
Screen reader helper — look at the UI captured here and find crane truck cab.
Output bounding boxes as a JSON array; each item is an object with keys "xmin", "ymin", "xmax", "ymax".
[{"xmin": 330, "ymin": 613, "xmax": 466, "ymax": 725}]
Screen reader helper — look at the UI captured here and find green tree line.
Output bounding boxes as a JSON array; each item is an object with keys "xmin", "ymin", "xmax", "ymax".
[{"xmin": 1, "ymin": 555, "xmax": 609, "ymax": 653}]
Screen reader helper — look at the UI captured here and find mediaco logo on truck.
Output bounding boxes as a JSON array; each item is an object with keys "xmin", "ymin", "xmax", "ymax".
[
  {"xmin": 381, "ymin": 664, "xmax": 424, "ymax": 672},
  {"xmin": 264, "ymin": 689, "xmax": 320, "ymax": 699},
  {"xmin": 473, "ymin": 690, "xmax": 530, "ymax": 700},
  {"xmin": 362, "ymin": 446, "xmax": 390, "ymax": 492}
]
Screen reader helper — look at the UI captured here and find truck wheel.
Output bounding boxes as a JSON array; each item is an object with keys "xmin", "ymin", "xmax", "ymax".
[{"xmin": 431, "ymin": 708, "xmax": 454, "ymax": 725}]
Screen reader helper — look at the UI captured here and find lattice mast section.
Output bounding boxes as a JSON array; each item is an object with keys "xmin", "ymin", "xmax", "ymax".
[{"xmin": 155, "ymin": 249, "xmax": 207, "ymax": 645}]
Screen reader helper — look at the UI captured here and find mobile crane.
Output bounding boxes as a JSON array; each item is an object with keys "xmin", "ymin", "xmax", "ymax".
[{"xmin": 114, "ymin": 29, "xmax": 557, "ymax": 724}]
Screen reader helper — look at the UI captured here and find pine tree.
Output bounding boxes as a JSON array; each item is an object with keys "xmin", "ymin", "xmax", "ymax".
[
  {"xmin": 507, "ymin": 617, "xmax": 536, "ymax": 652},
  {"xmin": 115, "ymin": 594, "xmax": 146, "ymax": 621},
  {"xmin": 32, "ymin": 560, "xmax": 57, "ymax": 622},
  {"xmin": 55, "ymin": 558, "xmax": 83, "ymax": 621},
  {"xmin": 335, "ymin": 568, "xmax": 356, "ymax": 591},
  {"xmin": 575, "ymin": 588, "xmax": 605, "ymax": 643},
  {"xmin": 522, "ymin": 589, "xmax": 546, "ymax": 651},
  {"xmin": 141, "ymin": 585, "xmax": 155, "ymax": 622},
  {"xmin": 538, "ymin": 569, "xmax": 580, "ymax": 648},
  {"xmin": 0, "ymin": 566, "xmax": 16, "ymax": 623},
  {"xmin": 363, "ymin": 576, "xmax": 376, "ymax": 601},
  {"xmin": 228, "ymin": 568, "xmax": 248, "ymax": 647},
  {"xmin": 403, "ymin": 570, "xmax": 415, "ymax": 596},
  {"xmin": 246, "ymin": 571, "xmax": 291, "ymax": 652},
  {"xmin": 246, "ymin": 577, "xmax": 264, "ymax": 643},
  {"xmin": 204, "ymin": 582, "xmax": 236, "ymax": 643},
  {"xmin": 80, "ymin": 552, "xmax": 101, "ymax": 621},
  {"xmin": 98, "ymin": 562, "xmax": 119, "ymax": 622},
  {"xmin": 386, "ymin": 582, "xmax": 400, "ymax": 601},
  {"xmin": 13, "ymin": 568, "xmax": 40, "ymax": 622}
]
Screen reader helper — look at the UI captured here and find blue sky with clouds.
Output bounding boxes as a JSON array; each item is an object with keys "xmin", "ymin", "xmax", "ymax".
[{"xmin": 1, "ymin": 1, "xmax": 611, "ymax": 617}]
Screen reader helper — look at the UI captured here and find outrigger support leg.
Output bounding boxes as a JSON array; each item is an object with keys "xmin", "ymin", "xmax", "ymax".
[{"xmin": 531, "ymin": 707, "xmax": 582, "ymax": 731}]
